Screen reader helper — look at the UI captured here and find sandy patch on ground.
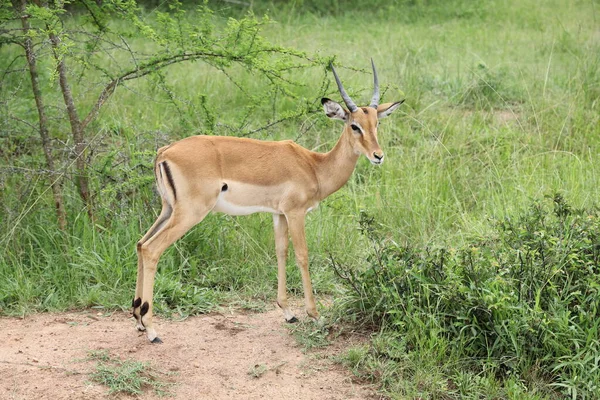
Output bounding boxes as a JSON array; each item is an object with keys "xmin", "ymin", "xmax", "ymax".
[{"xmin": 0, "ymin": 305, "xmax": 379, "ymax": 399}]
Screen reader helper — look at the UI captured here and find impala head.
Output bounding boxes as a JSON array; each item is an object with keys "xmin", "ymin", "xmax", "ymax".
[{"xmin": 322, "ymin": 60, "xmax": 404, "ymax": 165}]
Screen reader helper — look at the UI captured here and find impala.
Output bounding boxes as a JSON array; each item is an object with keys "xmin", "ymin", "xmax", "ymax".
[{"xmin": 133, "ymin": 60, "xmax": 404, "ymax": 343}]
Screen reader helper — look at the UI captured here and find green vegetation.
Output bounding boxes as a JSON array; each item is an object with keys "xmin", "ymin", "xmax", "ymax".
[
  {"xmin": 247, "ymin": 363, "xmax": 268, "ymax": 378},
  {"xmin": 1, "ymin": 0, "xmax": 599, "ymax": 398},
  {"xmin": 333, "ymin": 195, "xmax": 600, "ymax": 398},
  {"xmin": 88, "ymin": 350, "xmax": 173, "ymax": 395},
  {"xmin": 287, "ymin": 318, "xmax": 331, "ymax": 350}
]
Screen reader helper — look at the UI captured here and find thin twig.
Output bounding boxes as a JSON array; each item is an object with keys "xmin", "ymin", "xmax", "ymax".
[{"xmin": 328, "ymin": 252, "xmax": 361, "ymax": 297}]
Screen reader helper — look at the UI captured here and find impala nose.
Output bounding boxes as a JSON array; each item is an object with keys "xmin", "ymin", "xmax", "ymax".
[{"xmin": 372, "ymin": 152, "xmax": 384, "ymax": 164}]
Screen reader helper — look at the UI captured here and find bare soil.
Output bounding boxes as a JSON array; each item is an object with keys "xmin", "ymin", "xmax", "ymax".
[{"xmin": 0, "ymin": 304, "xmax": 378, "ymax": 399}]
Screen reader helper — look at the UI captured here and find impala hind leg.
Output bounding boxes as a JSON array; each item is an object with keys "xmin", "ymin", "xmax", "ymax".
[
  {"xmin": 136, "ymin": 206, "xmax": 212, "ymax": 343},
  {"xmin": 287, "ymin": 213, "xmax": 319, "ymax": 319},
  {"xmin": 273, "ymin": 214, "xmax": 297, "ymax": 323},
  {"xmin": 133, "ymin": 200, "xmax": 172, "ymax": 331}
]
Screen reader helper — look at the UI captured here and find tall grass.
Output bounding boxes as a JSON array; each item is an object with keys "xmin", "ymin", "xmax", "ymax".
[{"xmin": 1, "ymin": 0, "xmax": 597, "ymax": 307}]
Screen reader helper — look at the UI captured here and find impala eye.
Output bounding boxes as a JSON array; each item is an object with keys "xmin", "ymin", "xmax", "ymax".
[{"xmin": 351, "ymin": 124, "xmax": 361, "ymax": 133}]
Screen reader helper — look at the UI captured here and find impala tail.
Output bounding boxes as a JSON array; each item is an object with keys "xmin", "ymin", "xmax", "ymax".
[{"xmin": 153, "ymin": 145, "xmax": 177, "ymax": 206}]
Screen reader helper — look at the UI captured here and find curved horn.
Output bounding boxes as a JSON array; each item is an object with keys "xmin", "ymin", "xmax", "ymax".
[
  {"xmin": 330, "ymin": 63, "xmax": 358, "ymax": 113},
  {"xmin": 369, "ymin": 58, "xmax": 380, "ymax": 109}
]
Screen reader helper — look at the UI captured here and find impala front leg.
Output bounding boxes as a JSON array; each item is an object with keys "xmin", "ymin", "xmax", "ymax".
[
  {"xmin": 273, "ymin": 214, "xmax": 297, "ymax": 322},
  {"xmin": 287, "ymin": 213, "xmax": 319, "ymax": 319}
]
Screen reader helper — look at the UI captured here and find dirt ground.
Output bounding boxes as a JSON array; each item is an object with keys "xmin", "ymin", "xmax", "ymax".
[{"xmin": 0, "ymin": 304, "xmax": 379, "ymax": 399}]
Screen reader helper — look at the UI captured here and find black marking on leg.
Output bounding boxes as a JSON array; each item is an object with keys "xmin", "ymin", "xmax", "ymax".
[
  {"xmin": 132, "ymin": 297, "xmax": 142, "ymax": 308},
  {"xmin": 140, "ymin": 301, "xmax": 149, "ymax": 316},
  {"xmin": 286, "ymin": 316, "xmax": 299, "ymax": 323},
  {"xmin": 162, "ymin": 161, "xmax": 177, "ymax": 200},
  {"xmin": 222, "ymin": 183, "xmax": 228, "ymax": 191},
  {"xmin": 151, "ymin": 336, "xmax": 163, "ymax": 344}
]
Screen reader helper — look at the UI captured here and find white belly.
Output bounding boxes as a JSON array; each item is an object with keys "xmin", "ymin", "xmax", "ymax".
[{"xmin": 212, "ymin": 196, "xmax": 278, "ymax": 216}]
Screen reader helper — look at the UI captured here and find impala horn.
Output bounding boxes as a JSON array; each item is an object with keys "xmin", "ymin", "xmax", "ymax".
[
  {"xmin": 369, "ymin": 58, "xmax": 380, "ymax": 109},
  {"xmin": 330, "ymin": 63, "xmax": 358, "ymax": 113}
]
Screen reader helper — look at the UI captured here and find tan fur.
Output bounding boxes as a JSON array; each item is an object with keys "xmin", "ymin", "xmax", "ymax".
[{"xmin": 132, "ymin": 76, "xmax": 403, "ymax": 343}]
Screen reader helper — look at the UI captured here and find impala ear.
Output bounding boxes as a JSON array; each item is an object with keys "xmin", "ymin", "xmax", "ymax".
[
  {"xmin": 377, "ymin": 100, "xmax": 405, "ymax": 119},
  {"xmin": 321, "ymin": 98, "xmax": 348, "ymax": 121}
]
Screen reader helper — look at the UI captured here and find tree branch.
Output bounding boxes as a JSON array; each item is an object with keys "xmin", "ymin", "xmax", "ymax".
[
  {"xmin": 19, "ymin": 0, "xmax": 67, "ymax": 230},
  {"xmin": 80, "ymin": 51, "xmax": 243, "ymax": 130}
]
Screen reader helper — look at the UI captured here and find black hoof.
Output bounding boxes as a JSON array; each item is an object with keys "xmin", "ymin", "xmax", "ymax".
[
  {"xmin": 286, "ymin": 316, "xmax": 299, "ymax": 323},
  {"xmin": 151, "ymin": 337, "xmax": 163, "ymax": 344}
]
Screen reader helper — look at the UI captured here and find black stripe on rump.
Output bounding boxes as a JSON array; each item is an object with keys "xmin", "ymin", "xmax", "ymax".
[{"xmin": 162, "ymin": 161, "xmax": 177, "ymax": 200}]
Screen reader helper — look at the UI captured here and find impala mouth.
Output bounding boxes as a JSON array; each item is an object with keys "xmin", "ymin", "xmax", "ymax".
[{"xmin": 370, "ymin": 152, "xmax": 385, "ymax": 165}]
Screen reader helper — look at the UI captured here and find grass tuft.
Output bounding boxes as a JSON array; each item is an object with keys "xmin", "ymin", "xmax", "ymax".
[
  {"xmin": 287, "ymin": 319, "xmax": 332, "ymax": 351},
  {"xmin": 87, "ymin": 350, "xmax": 174, "ymax": 396}
]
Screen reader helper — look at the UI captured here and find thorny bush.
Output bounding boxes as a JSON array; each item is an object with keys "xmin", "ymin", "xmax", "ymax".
[{"xmin": 332, "ymin": 194, "xmax": 600, "ymax": 397}]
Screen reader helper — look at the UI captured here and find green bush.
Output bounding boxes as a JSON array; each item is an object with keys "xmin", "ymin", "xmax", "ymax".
[{"xmin": 333, "ymin": 194, "xmax": 600, "ymax": 398}]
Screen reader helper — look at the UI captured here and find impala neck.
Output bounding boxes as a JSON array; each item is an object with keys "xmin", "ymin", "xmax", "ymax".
[{"xmin": 315, "ymin": 128, "xmax": 360, "ymax": 200}]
